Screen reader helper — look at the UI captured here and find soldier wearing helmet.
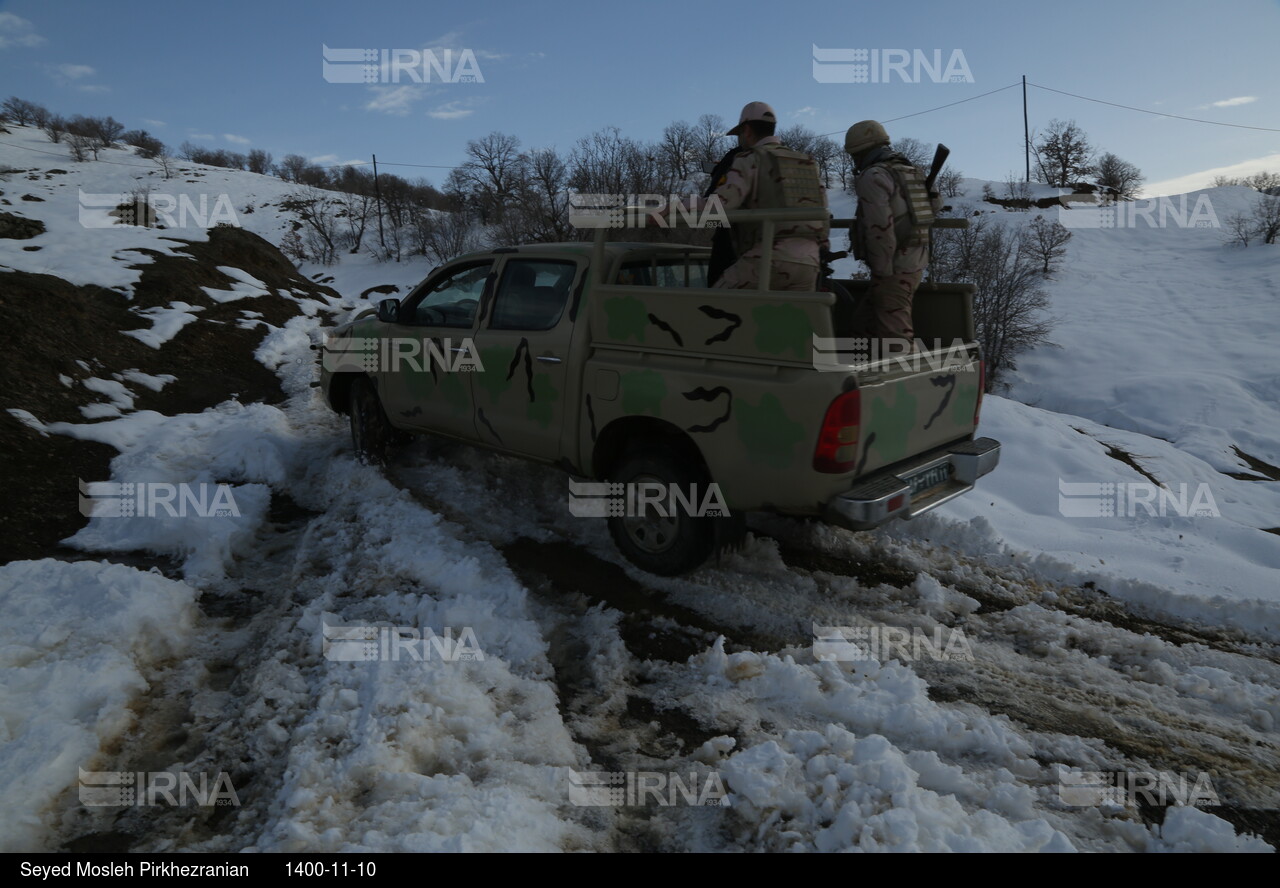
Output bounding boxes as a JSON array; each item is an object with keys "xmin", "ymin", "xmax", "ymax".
[
  {"xmin": 693, "ymin": 102, "xmax": 830, "ymax": 290},
  {"xmin": 845, "ymin": 120, "xmax": 941, "ymax": 351}
]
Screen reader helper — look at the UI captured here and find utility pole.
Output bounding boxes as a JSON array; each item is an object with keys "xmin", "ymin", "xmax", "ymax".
[
  {"xmin": 1023, "ymin": 75, "xmax": 1030, "ymax": 183},
  {"xmin": 372, "ymin": 154, "xmax": 386, "ymax": 252}
]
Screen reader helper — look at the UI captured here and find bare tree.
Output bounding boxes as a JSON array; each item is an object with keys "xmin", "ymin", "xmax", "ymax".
[
  {"xmin": 1, "ymin": 97, "xmax": 47, "ymax": 126},
  {"xmin": 277, "ymin": 153, "xmax": 310, "ymax": 182},
  {"xmin": 1095, "ymin": 152, "xmax": 1144, "ymax": 199},
  {"xmin": 121, "ymin": 129, "xmax": 164, "ymax": 159},
  {"xmin": 279, "ymin": 187, "xmax": 341, "ymax": 264},
  {"xmin": 658, "ymin": 120, "xmax": 698, "ymax": 185},
  {"xmin": 42, "ymin": 114, "xmax": 67, "ymax": 144},
  {"xmin": 1244, "ymin": 171, "xmax": 1280, "ymax": 193},
  {"xmin": 892, "ymin": 136, "xmax": 933, "ymax": 171},
  {"xmin": 1253, "ymin": 193, "xmax": 1280, "ymax": 244},
  {"xmin": 1223, "ymin": 211, "xmax": 1254, "ymax": 247},
  {"xmin": 692, "ymin": 113, "xmax": 729, "ymax": 169},
  {"xmin": 1034, "ymin": 119, "xmax": 1094, "ymax": 187},
  {"xmin": 153, "ymin": 148, "xmax": 174, "ymax": 180},
  {"xmin": 931, "ymin": 210, "xmax": 1054, "ymax": 390},
  {"xmin": 455, "ymin": 131, "xmax": 522, "ymax": 223},
  {"xmin": 247, "ymin": 149, "xmax": 273, "ymax": 175},
  {"xmin": 1020, "ymin": 215, "xmax": 1073, "ymax": 274},
  {"xmin": 808, "ymin": 136, "xmax": 840, "ymax": 188},
  {"xmin": 67, "ymin": 133, "xmax": 97, "ymax": 162},
  {"xmin": 1003, "ymin": 171, "xmax": 1031, "ymax": 206},
  {"xmin": 937, "ymin": 166, "xmax": 963, "ymax": 198}
]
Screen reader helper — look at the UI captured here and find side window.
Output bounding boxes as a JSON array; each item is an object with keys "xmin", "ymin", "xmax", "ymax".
[
  {"xmin": 489, "ymin": 259, "xmax": 577, "ymax": 331},
  {"xmin": 618, "ymin": 257, "xmax": 709, "ymax": 288},
  {"xmin": 406, "ymin": 261, "xmax": 492, "ymax": 327}
]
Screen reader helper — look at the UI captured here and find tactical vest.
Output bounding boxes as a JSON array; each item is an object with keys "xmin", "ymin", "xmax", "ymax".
[
  {"xmin": 734, "ymin": 143, "xmax": 828, "ymax": 255},
  {"xmin": 852, "ymin": 154, "xmax": 935, "ymax": 259}
]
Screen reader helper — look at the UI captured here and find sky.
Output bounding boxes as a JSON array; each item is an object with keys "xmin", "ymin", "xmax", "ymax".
[{"xmin": 1, "ymin": 0, "xmax": 1277, "ymax": 196}]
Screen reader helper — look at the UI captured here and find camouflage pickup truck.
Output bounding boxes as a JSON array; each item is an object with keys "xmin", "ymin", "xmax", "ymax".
[{"xmin": 319, "ymin": 207, "xmax": 999, "ymax": 575}]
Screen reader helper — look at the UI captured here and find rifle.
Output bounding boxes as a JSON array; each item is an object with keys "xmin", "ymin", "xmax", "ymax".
[{"xmin": 925, "ymin": 143, "xmax": 950, "ymax": 194}]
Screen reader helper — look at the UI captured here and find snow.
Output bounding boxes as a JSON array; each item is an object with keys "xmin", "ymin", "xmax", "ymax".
[
  {"xmin": 201, "ymin": 266, "xmax": 271, "ymax": 303},
  {"xmin": 4, "ymin": 122, "xmax": 1278, "ymax": 852},
  {"xmin": 0, "ymin": 559, "xmax": 198, "ymax": 853},
  {"xmin": 121, "ymin": 301, "xmax": 204, "ymax": 349}
]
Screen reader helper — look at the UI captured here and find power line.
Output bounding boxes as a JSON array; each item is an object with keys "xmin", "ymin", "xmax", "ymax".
[
  {"xmin": 817, "ymin": 81, "xmax": 1022, "ymax": 137},
  {"xmin": 1027, "ymin": 82, "xmax": 1280, "ymax": 133}
]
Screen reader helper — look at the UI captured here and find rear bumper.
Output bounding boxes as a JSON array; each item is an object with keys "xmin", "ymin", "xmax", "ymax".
[{"xmin": 826, "ymin": 437, "xmax": 1000, "ymax": 530}]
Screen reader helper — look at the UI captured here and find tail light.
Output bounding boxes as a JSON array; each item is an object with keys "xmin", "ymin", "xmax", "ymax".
[
  {"xmin": 814, "ymin": 389, "xmax": 861, "ymax": 473},
  {"xmin": 974, "ymin": 359, "xmax": 985, "ymax": 427}
]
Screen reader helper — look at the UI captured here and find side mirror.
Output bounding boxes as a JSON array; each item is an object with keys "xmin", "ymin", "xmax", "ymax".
[{"xmin": 377, "ymin": 298, "xmax": 402, "ymax": 323}]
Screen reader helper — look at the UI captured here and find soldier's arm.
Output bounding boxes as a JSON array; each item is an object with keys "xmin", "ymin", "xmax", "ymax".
[
  {"xmin": 687, "ymin": 152, "xmax": 755, "ymax": 212},
  {"xmin": 854, "ymin": 167, "xmax": 897, "ymax": 277}
]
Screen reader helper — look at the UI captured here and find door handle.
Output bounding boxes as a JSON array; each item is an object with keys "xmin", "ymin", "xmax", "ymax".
[{"xmin": 536, "ymin": 355, "xmax": 562, "ymax": 364}]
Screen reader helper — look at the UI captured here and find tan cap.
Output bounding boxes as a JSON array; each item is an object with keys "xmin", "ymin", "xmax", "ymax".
[{"xmin": 727, "ymin": 101, "xmax": 777, "ymax": 136}]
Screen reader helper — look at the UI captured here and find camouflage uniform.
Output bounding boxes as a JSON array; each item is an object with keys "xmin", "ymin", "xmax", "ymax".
[
  {"xmin": 850, "ymin": 148, "xmax": 941, "ymax": 345},
  {"xmin": 697, "ymin": 136, "xmax": 829, "ymax": 291}
]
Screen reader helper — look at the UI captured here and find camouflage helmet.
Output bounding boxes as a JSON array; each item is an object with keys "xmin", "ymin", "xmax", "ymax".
[{"xmin": 844, "ymin": 120, "xmax": 890, "ymax": 156}]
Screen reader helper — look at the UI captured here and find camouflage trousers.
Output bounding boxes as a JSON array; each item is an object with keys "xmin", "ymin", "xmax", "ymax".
[
  {"xmin": 716, "ymin": 255, "xmax": 819, "ymax": 291},
  {"xmin": 850, "ymin": 270, "xmax": 923, "ymax": 344}
]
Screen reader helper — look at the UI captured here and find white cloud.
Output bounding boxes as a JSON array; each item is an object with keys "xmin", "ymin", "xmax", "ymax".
[
  {"xmin": 142, "ymin": 119, "xmax": 166, "ymax": 129},
  {"xmin": 1211, "ymin": 96, "xmax": 1257, "ymax": 108},
  {"xmin": 364, "ymin": 84, "xmax": 432, "ymax": 115},
  {"xmin": 427, "ymin": 100, "xmax": 474, "ymax": 120},
  {"xmin": 1143, "ymin": 152, "xmax": 1280, "ymax": 197},
  {"xmin": 224, "ymin": 133, "xmax": 251, "ymax": 145},
  {"xmin": 0, "ymin": 12, "xmax": 46, "ymax": 49},
  {"xmin": 56, "ymin": 63, "xmax": 94, "ymax": 79},
  {"xmin": 187, "ymin": 132, "xmax": 215, "ymax": 141},
  {"xmin": 792, "ymin": 106, "xmax": 818, "ymax": 117}
]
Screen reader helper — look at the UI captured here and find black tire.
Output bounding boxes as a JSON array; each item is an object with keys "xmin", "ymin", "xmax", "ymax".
[
  {"xmin": 606, "ymin": 445, "xmax": 723, "ymax": 576},
  {"xmin": 349, "ymin": 376, "xmax": 398, "ymax": 466}
]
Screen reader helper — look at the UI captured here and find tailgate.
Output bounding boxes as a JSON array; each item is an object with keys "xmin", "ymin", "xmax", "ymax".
[{"xmin": 854, "ymin": 347, "xmax": 983, "ymax": 478}]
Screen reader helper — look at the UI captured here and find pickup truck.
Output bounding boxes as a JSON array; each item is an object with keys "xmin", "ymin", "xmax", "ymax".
[{"xmin": 319, "ymin": 207, "xmax": 999, "ymax": 575}]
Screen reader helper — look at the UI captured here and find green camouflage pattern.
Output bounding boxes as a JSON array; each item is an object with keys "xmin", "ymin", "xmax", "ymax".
[{"xmin": 320, "ymin": 241, "xmax": 985, "ymax": 516}]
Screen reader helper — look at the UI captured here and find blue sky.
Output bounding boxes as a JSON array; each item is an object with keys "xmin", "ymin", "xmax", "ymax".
[{"xmin": 2, "ymin": 0, "xmax": 1277, "ymax": 195}]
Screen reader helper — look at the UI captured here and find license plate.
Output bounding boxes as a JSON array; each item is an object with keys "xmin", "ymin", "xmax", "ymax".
[{"xmin": 905, "ymin": 463, "xmax": 951, "ymax": 497}]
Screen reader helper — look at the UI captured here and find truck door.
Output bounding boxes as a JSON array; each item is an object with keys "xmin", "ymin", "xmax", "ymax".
[
  {"xmin": 470, "ymin": 256, "xmax": 581, "ymax": 460},
  {"xmin": 376, "ymin": 259, "xmax": 492, "ymax": 442}
]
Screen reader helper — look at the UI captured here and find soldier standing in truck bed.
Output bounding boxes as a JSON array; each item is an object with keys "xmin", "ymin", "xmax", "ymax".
[
  {"xmin": 845, "ymin": 120, "xmax": 942, "ymax": 353},
  {"xmin": 683, "ymin": 102, "xmax": 829, "ymax": 291}
]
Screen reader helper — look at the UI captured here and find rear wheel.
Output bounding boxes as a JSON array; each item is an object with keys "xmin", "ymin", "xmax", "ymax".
[
  {"xmin": 606, "ymin": 446, "xmax": 728, "ymax": 576},
  {"xmin": 349, "ymin": 376, "xmax": 398, "ymax": 466}
]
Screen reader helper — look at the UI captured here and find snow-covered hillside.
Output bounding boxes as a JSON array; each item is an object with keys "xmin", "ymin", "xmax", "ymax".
[{"xmin": 1, "ymin": 122, "xmax": 1277, "ymax": 853}]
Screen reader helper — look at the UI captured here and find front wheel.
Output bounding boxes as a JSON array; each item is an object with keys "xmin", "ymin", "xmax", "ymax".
[
  {"xmin": 349, "ymin": 376, "xmax": 399, "ymax": 466},
  {"xmin": 606, "ymin": 447, "xmax": 729, "ymax": 576}
]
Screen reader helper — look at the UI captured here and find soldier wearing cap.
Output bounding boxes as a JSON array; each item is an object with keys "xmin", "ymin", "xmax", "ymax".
[
  {"xmin": 845, "ymin": 120, "xmax": 941, "ymax": 351},
  {"xmin": 694, "ymin": 102, "xmax": 829, "ymax": 291}
]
